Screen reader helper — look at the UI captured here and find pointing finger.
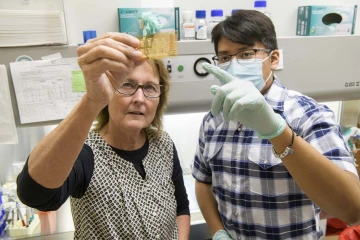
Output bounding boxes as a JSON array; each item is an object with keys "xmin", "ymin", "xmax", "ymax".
[{"xmin": 202, "ymin": 62, "xmax": 234, "ymax": 85}]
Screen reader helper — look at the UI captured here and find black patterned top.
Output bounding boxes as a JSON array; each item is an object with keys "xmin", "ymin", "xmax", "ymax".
[{"xmin": 17, "ymin": 129, "xmax": 189, "ymax": 239}]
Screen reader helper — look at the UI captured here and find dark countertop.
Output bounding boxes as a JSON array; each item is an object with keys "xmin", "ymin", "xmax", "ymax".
[{"xmin": 15, "ymin": 222, "xmax": 211, "ymax": 240}]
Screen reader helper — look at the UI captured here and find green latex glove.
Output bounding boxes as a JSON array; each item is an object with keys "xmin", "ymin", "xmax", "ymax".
[
  {"xmin": 142, "ymin": 12, "xmax": 161, "ymax": 36},
  {"xmin": 203, "ymin": 62, "xmax": 286, "ymax": 139},
  {"xmin": 213, "ymin": 230, "xmax": 233, "ymax": 240}
]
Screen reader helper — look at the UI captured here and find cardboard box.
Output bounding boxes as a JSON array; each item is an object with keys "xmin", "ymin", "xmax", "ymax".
[
  {"xmin": 118, "ymin": 7, "xmax": 180, "ymax": 57},
  {"xmin": 296, "ymin": 5, "xmax": 357, "ymax": 36}
]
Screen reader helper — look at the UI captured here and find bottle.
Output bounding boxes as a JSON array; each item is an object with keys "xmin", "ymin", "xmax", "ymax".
[
  {"xmin": 254, "ymin": 0, "xmax": 271, "ymax": 18},
  {"xmin": 195, "ymin": 10, "xmax": 207, "ymax": 40},
  {"xmin": 231, "ymin": 9, "xmax": 241, "ymax": 16},
  {"xmin": 181, "ymin": 11, "xmax": 195, "ymax": 40},
  {"xmin": 207, "ymin": 9, "xmax": 224, "ymax": 38}
]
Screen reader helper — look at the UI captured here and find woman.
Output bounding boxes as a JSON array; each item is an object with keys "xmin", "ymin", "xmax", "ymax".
[{"xmin": 17, "ymin": 32, "xmax": 190, "ymax": 239}]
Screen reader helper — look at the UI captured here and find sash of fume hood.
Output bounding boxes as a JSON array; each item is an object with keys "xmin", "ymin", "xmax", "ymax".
[
  {"xmin": 0, "ymin": 36, "xmax": 359, "ymax": 125},
  {"xmin": 168, "ymin": 36, "xmax": 360, "ymax": 114}
]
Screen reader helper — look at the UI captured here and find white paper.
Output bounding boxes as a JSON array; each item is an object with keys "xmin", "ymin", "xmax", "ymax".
[
  {"xmin": 0, "ymin": 10, "xmax": 68, "ymax": 47},
  {"xmin": 41, "ymin": 52, "xmax": 62, "ymax": 60},
  {"xmin": 0, "ymin": 65, "xmax": 18, "ymax": 144},
  {"xmin": 10, "ymin": 58, "xmax": 84, "ymax": 124}
]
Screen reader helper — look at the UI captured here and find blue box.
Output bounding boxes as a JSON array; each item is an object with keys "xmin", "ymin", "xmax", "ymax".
[{"xmin": 296, "ymin": 5, "xmax": 358, "ymax": 36}]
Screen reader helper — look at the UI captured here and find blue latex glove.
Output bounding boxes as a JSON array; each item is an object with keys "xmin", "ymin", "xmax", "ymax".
[
  {"xmin": 203, "ymin": 62, "xmax": 286, "ymax": 139},
  {"xmin": 213, "ymin": 230, "xmax": 233, "ymax": 240}
]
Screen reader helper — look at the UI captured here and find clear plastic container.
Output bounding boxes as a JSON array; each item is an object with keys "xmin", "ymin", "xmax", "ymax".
[
  {"xmin": 207, "ymin": 9, "xmax": 224, "ymax": 38},
  {"xmin": 181, "ymin": 10, "xmax": 195, "ymax": 40},
  {"xmin": 254, "ymin": 0, "xmax": 271, "ymax": 18},
  {"xmin": 195, "ymin": 10, "xmax": 207, "ymax": 40}
]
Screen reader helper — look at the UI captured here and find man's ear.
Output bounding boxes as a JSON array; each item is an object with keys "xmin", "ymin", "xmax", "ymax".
[{"xmin": 270, "ymin": 50, "xmax": 280, "ymax": 71}]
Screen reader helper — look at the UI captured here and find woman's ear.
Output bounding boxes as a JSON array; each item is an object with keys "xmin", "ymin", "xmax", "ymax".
[{"xmin": 270, "ymin": 50, "xmax": 280, "ymax": 71}]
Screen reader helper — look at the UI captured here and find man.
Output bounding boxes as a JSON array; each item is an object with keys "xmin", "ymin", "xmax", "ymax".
[{"xmin": 192, "ymin": 10, "xmax": 360, "ymax": 239}]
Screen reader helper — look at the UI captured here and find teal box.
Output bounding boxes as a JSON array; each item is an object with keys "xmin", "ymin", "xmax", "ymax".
[
  {"xmin": 118, "ymin": 7, "xmax": 180, "ymax": 41},
  {"xmin": 296, "ymin": 5, "xmax": 358, "ymax": 36}
]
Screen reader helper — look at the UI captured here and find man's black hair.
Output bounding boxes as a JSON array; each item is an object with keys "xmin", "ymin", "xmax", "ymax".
[{"xmin": 211, "ymin": 10, "xmax": 278, "ymax": 54}]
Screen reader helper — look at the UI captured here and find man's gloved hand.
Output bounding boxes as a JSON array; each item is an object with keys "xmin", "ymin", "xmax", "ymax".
[
  {"xmin": 213, "ymin": 230, "xmax": 233, "ymax": 240},
  {"xmin": 202, "ymin": 62, "xmax": 286, "ymax": 139}
]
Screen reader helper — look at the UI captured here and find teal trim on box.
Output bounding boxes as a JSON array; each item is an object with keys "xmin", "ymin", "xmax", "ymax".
[{"xmin": 352, "ymin": 5, "xmax": 358, "ymax": 35}]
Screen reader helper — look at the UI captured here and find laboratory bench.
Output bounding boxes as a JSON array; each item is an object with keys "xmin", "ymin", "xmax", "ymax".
[{"xmin": 17, "ymin": 222, "xmax": 211, "ymax": 240}]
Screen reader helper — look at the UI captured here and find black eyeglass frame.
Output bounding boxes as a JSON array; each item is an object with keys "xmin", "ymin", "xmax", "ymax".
[
  {"xmin": 212, "ymin": 48, "xmax": 272, "ymax": 65},
  {"xmin": 116, "ymin": 82, "xmax": 164, "ymax": 98}
]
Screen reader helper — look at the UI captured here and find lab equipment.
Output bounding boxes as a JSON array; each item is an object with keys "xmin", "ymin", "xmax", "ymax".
[
  {"xmin": 26, "ymin": 207, "xmax": 31, "ymax": 227},
  {"xmin": 342, "ymin": 126, "xmax": 360, "ymax": 154},
  {"xmin": 296, "ymin": 5, "xmax": 357, "ymax": 36},
  {"xmin": 207, "ymin": 9, "xmax": 224, "ymax": 38},
  {"xmin": 7, "ymin": 198, "xmax": 40, "ymax": 237},
  {"xmin": 195, "ymin": 10, "xmax": 207, "ymax": 40},
  {"xmin": 38, "ymin": 211, "xmax": 57, "ymax": 235},
  {"xmin": 193, "ymin": 57, "xmax": 211, "ymax": 77},
  {"xmin": 202, "ymin": 62, "xmax": 286, "ymax": 139},
  {"xmin": 254, "ymin": 0, "xmax": 271, "ymax": 18},
  {"xmin": 16, "ymin": 202, "xmax": 25, "ymax": 227},
  {"xmin": 0, "ymin": 34, "xmax": 360, "ymax": 239},
  {"xmin": 8, "ymin": 214, "xmax": 40, "ymax": 238},
  {"xmin": 181, "ymin": 10, "xmax": 195, "ymax": 40}
]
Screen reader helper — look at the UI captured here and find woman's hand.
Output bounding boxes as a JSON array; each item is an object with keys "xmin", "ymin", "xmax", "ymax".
[{"xmin": 77, "ymin": 32, "xmax": 144, "ymax": 107}]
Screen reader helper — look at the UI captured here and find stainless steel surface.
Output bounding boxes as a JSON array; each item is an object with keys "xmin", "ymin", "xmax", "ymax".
[
  {"xmin": 21, "ymin": 231, "xmax": 74, "ymax": 240},
  {"xmin": 17, "ymin": 224, "xmax": 212, "ymax": 240}
]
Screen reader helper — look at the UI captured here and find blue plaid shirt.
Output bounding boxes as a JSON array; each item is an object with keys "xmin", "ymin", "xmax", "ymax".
[{"xmin": 192, "ymin": 77, "xmax": 358, "ymax": 240}]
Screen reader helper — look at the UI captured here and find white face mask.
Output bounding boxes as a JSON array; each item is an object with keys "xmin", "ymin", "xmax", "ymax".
[{"xmin": 218, "ymin": 52, "xmax": 273, "ymax": 91}]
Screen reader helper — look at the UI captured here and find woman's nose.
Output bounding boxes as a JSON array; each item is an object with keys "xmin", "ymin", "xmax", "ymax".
[{"xmin": 132, "ymin": 87, "xmax": 145, "ymax": 103}]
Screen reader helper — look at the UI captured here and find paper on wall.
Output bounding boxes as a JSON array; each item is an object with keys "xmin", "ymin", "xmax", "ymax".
[
  {"xmin": 0, "ymin": 65, "xmax": 18, "ymax": 144},
  {"xmin": 10, "ymin": 58, "xmax": 83, "ymax": 124}
]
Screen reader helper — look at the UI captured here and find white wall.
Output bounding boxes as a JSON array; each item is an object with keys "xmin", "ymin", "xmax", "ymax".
[
  {"xmin": 62, "ymin": 0, "xmax": 360, "ymax": 44},
  {"xmin": 0, "ymin": 0, "xmax": 63, "ymax": 11},
  {"xmin": 163, "ymin": 112, "xmax": 206, "ymax": 173}
]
